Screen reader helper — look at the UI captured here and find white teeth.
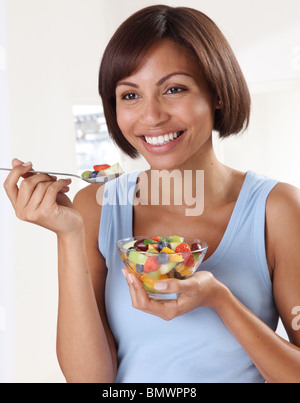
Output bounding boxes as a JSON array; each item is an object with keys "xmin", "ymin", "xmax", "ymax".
[
  {"xmin": 144, "ymin": 132, "xmax": 182, "ymax": 145},
  {"xmin": 158, "ymin": 135, "xmax": 164, "ymax": 145}
]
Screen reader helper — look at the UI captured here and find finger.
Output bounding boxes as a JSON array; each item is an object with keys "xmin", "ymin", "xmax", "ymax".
[
  {"xmin": 59, "ymin": 185, "xmax": 70, "ymax": 194},
  {"xmin": 154, "ymin": 278, "xmax": 182, "ymax": 294},
  {"xmin": 3, "ymin": 162, "xmax": 33, "ymax": 205},
  {"xmin": 122, "ymin": 267, "xmax": 132, "ymax": 283},
  {"xmin": 12, "ymin": 158, "xmax": 24, "ymax": 168},
  {"xmin": 18, "ymin": 173, "xmax": 57, "ymax": 207},
  {"xmin": 122, "ymin": 268, "xmax": 149, "ymax": 308},
  {"xmin": 27, "ymin": 179, "xmax": 58, "ymax": 209},
  {"xmin": 42, "ymin": 178, "xmax": 72, "ymax": 207},
  {"xmin": 122, "ymin": 269, "xmax": 180, "ymax": 319},
  {"xmin": 130, "ymin": 274, "xmax": 148, "ymax": 304},
  {"xmin": 122, "ymin": 268, "xmax": 139, "ymax": 301},
  {"xmin": 12, "ymin": 158, "xmax": 35, "ymax": 179}
]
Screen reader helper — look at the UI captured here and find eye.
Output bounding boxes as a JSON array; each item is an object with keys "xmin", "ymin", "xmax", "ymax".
[
  {"xmin": 166, "ymin": 87, "xmax": 187, "ymax": 95},
  {"xmin": 121, "ymin": 92, "xmax": 140, "ymax": 101}
]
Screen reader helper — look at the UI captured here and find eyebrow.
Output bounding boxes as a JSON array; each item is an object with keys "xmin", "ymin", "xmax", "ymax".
[{"xmin": 116, "ymin": 72, "xmax": 193, "ymax": 89}]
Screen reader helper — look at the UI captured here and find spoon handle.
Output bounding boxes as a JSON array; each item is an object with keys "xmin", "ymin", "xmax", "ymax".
[{"xmin": 0, "ymin": 167, "xmax": 81, "ymax": 179}]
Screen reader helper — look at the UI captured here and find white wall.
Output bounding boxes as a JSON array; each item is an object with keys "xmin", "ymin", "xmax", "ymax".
[
  {"xmin": 0, "ymin": 0, "xmax": 14, "ymax": 383},
  {"xmin": 2, "ymin": 0, "xmax": 299, "ymax": 382},
  {"xmin": 4, "ymin": 0, "xmax": 109, "ymax": 383},
  {"xmin": 219, "ymin": 83, "xmax": 300, "ymax": 188}
]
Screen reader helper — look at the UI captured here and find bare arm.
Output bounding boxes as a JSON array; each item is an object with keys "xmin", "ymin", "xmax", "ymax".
[
  {"xmin": 3, "ymin": 159, "xmax": 117, "ymax": 382},
  {"xmin": 56, "ymin": 184, "xmax": 117, "ymax": 382},
  {"xmin": 212, "ymin": 287, "xmax": 300, "ymax": 383}
]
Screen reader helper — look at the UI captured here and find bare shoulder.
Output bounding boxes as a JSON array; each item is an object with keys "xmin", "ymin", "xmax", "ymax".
[
  {"xmin": 267, "ymin": 181, "xmax": 300, "ymax": 222},
  {"xmin": 266, "ymin": 181, "xmax": 300, "ymax": 268},
  {"xmin": 267, "ymin": 182, "xmax": 300, "ymax": 345},
  {"xmin": 73, "ymin": 184, "xmax": 105, "ymax": 245},
  {"xmin": 73, "ymin": 183, "xmax": 104, "ymax": 210}
]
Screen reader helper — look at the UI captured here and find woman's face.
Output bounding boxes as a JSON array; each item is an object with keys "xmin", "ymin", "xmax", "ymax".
[{"xmin": 115, "ymin": 39, "xmax": 217, "ymax": 170}]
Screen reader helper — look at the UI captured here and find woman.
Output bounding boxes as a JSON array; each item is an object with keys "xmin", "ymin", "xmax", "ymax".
[{"xmin": 4, "ymin": 5, "xmax": 300, "ymax": 383}]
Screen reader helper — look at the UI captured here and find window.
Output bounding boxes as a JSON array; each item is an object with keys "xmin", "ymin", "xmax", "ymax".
[{"xmin": 73, "ymin": 104, "xmax": 121, "ymax": 183}]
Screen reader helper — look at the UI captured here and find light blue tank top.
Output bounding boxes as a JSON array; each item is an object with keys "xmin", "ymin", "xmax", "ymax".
[{"xmin": 99, "ymin": 170, "xmax": 279, "ymax": 383}]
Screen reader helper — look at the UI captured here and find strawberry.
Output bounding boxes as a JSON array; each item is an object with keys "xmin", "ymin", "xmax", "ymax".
[
  {"xmin": 184, "ymin": 253, "xmax": 195, "ymax": 267},
  {"xmin": 175, "ymin": 243, "xmax": 191, "ymax": 253},
  {"xmin": 144, "ymin": 256, "xmax": 161, "ymax": 273},
  {"xmin": 93, "ymin": 164, "xmax": 111, "ymax": 172}
]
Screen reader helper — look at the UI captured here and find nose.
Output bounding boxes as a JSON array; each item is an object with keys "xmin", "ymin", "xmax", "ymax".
[{"xmin": 139, "ymin": 96, "xmax": 169, "ymax": 127}]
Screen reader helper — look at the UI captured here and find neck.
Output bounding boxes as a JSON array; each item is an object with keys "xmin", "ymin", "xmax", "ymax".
[{"xmin": 137, "ymin": 143, "xmax": 234, "ymax": 216}]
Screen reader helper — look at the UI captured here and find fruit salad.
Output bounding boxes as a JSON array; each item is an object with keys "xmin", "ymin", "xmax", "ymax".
[
  {"xmin": 81, "ymin": 162, "xmax": 124, "ymax": 180},
  {"xmin": 117, "ymin": 236, "xmax": 208, "ymax": 297}
]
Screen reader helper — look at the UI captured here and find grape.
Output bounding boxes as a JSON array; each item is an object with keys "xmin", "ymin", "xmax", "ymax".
[
  {"xmin": 191, "ymin": 243, "xmax": 202, "ymax": 251},
  {"xmin": 134, "ymin": 239, "xmax": 149, "ymax": 252}
]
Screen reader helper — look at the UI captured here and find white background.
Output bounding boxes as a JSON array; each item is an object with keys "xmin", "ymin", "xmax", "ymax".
[{"xmin": 0, "ymin": 0, "xmax": 299, "ymax": 382}]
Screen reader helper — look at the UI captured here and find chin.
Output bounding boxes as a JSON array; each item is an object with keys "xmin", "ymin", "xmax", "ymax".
[{"xmin": 148, "ymin": 158, "xmax": 183, "ymax": 171}]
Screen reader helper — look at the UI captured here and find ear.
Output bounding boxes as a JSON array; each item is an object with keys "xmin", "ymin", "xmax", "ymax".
[{"xmin": 215, "ymin": 97, "xmax": 223, "ymax": 110}]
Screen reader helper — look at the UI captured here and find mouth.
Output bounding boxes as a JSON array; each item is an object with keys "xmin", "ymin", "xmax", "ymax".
[{"xmin": 141, "ymin": 131, "xmax": 185, "ymax": 146}]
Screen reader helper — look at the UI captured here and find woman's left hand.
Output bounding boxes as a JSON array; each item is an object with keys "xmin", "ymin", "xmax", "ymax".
[{"xmin": 122, "ymin": 268, "xmax": 229, "ymax": 320}]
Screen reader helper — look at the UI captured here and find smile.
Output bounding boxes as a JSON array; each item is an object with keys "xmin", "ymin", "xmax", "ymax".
[{"xmin": 143, "ymin": 131, "xmax": 184, "ymax": 146}]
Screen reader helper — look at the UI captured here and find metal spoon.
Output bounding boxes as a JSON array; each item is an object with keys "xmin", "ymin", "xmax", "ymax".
[{"xmin": 0, "ymin": 167, "xmax": 122, "ymax": 184}]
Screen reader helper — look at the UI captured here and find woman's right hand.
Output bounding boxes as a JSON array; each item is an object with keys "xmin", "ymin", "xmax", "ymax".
[{"xmin": 3, "ymin": 158, "xmax": 84, "ymax": 236}]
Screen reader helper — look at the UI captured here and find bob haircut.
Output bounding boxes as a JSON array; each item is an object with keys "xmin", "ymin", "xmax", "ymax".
[{"xmin": 99, "ymin": 5, "xmax": 251, "ymax": 159}]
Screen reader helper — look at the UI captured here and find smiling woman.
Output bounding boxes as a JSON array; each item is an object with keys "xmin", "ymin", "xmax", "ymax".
[
  {"xmin": 114, "ymin": 39, "xmax": 216, "ymax": 170},
  {"xmin": 3, "ymin": 4, "xmax": 300, "ymax": 384},
  {"xmin": 99, "ymin": 5, "xmax": 250, "ymax": 159},
  {"xmin": 95, "ymin": 5, "xmax": 300, "ymax": 384}
]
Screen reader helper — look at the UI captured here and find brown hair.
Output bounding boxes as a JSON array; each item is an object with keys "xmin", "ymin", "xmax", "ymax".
[{"xmin": 99, "ymin": 5, "xmax": 251, "ymax": 158}]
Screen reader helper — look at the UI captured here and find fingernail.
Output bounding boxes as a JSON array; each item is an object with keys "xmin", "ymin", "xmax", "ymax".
[
  {"xmin": 122, "ymin": 268, "xmax": 133, "ymax": 284},
  {"xmin": 128, "ymin": 274, "xmax": 134, "ymax": 284},
  {"xmin": 22, "ymin": 161, "xmax": 32, "ymax": 167},
  {"xmin": 154, "ymin": 282, "xmax": 168, "ymax": 291}
]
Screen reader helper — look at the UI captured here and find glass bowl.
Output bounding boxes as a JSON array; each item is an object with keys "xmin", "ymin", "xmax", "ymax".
[{"xmin": 116, "ymin": 235, "xmax": 208, "ymax": 300}]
